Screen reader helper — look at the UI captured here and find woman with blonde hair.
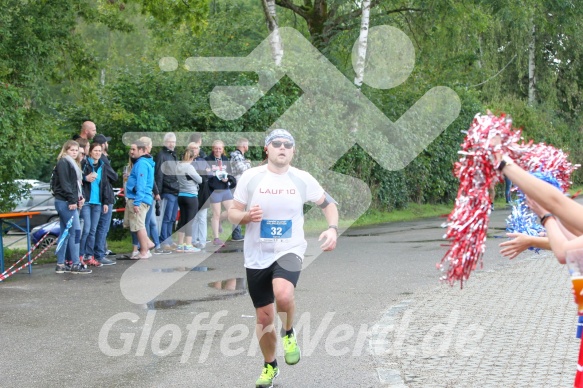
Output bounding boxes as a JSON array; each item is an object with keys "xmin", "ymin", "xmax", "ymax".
[
  {"xmin": 205, "ymin": 139, "xmax": 236, "ymax": 246},
  {"xmin": 53, "ymin": 140, "xmax": 91, "ymax": 274},
  {"xmin": 175, "ymin": 148, "xmax": 203, "ymax": 252}
]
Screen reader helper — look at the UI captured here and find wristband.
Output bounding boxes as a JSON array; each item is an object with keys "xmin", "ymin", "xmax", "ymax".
[
  {"xmin": 328, "ymin": 225, "xmax": 338, "ymax": 233},
  {"xmin": 540, "ymin": 213, "xmax": 554, "ymax": 226},
  {"xmin": 496, "ymin": 156, "xmax": 514, "ymax": 172}
]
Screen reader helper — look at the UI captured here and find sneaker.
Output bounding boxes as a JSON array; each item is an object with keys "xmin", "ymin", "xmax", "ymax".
[
  {"xmin": 162, "ymin": 244, "xmax": 175, "ymax": 252},
  {"xmin": 213, "ymin": 238, "xmax": 224, "ymax": 246},
  {"xmin": 255, "ymin": 364, "xmax": 279, "ymax": 388},
  {"xmin": 183, "ymin": 245, "xmax": 201, "ymax": 253},
  {"xmin": 79, "ymin": 256, "xmax": 88, "ymax": 269},
  {"xmin": 283, "ymin": 329, "xmax": 301, "ymax": 365},
  {"xmin": 153, "ymin": 248, "xmax": 172, "ymax": 254},
  {"xmin": 85, "ymin": 257, "xmax": 103, "ymax": 267},
  {"xmin": 70, "ymin": 264, "xmax": 92, "ymax": 274},
  {"xmin": 131, "ymin": 251, "xmax": 140, "ymax": 259},
  {"xmin": 55, "ymin": 264, "xmax": 69, "ymax": 274},
  {"xmin": 231, "ymin": 234, "xmax": 244, "ymax": 242},
  {"xmin": 194, "ymin": 242, "xmax": 206, "ymax": 250},
  {"xmin": 97, "ymin": 257, "xmax": 116, "ymax": 266},
  {"xmin": 175, "ymin": 245, "xmax": 186, "ymax": 253},
  {"xmin": 106, "ymin": 249, "xmax": 116, "ymax": 256}
]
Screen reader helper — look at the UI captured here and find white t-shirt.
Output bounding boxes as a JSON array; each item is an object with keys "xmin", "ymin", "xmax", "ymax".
[{"xmin": 233, "ymin": 165, "xmax": 325, "ymax": 269}]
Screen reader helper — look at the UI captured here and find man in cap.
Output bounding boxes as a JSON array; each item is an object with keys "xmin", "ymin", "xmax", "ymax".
[
  {"xmin": 228, "ymin": 128, "xmax": 339, "ymax": 388},
  {"xmin": 92, "ymin": 133, "xmax": 118, "ymax": 265}
]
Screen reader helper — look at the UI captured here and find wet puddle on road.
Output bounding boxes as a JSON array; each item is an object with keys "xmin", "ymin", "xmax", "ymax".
[
  {"xmin": 213, "ymin": 248, "xmax": 244, "ymax": 253},
  {"xmin": 151, "ymin": 266, "xmax": 214, "ymax": 273},
  {"xmin": 146, "ymin": 277, "xmax": 247, "ymax": 310}
]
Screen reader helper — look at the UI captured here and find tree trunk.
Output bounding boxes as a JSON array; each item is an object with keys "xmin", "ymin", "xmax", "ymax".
[
  {"xmin": 353, "ymin": 0, "xmax": 371, "ymax": 87},
  {"xmin": 350, "ymin": 0, "xmax": 370, "ymax": 133},
  {"xmin": 261, "ymin": 0, "xmax": 283, "ymax": 66},
  {"xmin": 307, "ymin": 3, "xmax": 328, "ymax": 49},
  {"xmin": 528, "ymin": 22, "xmax": 536, "ymax": 105}
]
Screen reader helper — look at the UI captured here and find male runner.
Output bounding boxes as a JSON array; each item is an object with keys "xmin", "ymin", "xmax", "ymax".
[{"xmin": 228, "ymin": 129, "xmax": 339, "ymax": 388}]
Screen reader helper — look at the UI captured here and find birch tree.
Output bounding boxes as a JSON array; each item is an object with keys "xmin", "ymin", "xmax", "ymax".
[
  {"xmin": 261, "ymin": 0, "xmax": 284, "ymax": 66},
  {"xmin": 350, "ymin": 0, "xmax": 370, "ymax": 133},
  {"xmin": 274, "ymin": 0, "xmax": 421, "ymax": 49},
  {"xmin": 353, "ymin": 0, "xmax": 371, "ymax": 88}
]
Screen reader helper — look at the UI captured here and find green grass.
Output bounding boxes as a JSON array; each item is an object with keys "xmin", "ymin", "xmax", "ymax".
[
  {"xmin": 106, "ymin": 238, "xmax": 134, "ymax": 255},
  {"xmin": 302, "ymin": 202, "xmax": 454, "ymax": 233},
  {"xmin": 3, "ymin": 246, "xmax": 55, "ymax": 267}
]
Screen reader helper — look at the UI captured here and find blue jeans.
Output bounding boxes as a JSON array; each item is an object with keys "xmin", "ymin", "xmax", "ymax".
[
  {"xmin": 192, "ymin": 208, "xmax": 208, "ymax": 247},
  {"xmin": 80, "ymin": 204, "xmax": 102, "ymax": 257},
  {"xmin": 54, "ymin": 199, "xmax": 81, "ymax": 265},
  {"xmin": 232, "ymin": 224, "xmax": 243, "ymax": 239},
  {"xmin": 160, "ymin": 193, "xmax": 178, "ymax": 246},
  {"xmin": 146, "ymin": 203, "xmax": 160, "ymax": 248},
  {"xmin": 93, "ymin": 203, "xmax": 113, "ymax": 260}
]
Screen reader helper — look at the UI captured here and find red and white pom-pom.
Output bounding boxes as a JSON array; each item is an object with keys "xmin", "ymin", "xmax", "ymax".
[
  {"xmin": 511, "ymin": 142, "xmax": 580, "ymax": 192},
  {"xmin": 440, "ymin": 112, "xmax": 579, "ymax": 287},
  {"xmin": 439, "ymin": 112, "xmax": 519, "ymax": 287}
]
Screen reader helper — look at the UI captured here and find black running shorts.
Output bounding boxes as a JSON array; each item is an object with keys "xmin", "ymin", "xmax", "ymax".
[{"xmin": 246, "ymin": 253, "xmax": 302, "ymax": 308}]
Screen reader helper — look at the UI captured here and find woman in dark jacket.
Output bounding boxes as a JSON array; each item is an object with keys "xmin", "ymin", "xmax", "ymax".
[
  {"xmin": 205, "ymin": 139, "xmax": 236, "ymax": 246},
  {"xmin": 79, "ymin": 142, "xmax": 112, "ymax": 266},
  {"xmin": 53, "ymin": 140, "xmax": 91, "ymax": 274}
]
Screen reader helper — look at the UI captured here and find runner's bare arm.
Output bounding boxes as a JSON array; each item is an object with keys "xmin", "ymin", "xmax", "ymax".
[
  {"xmin": 228, "ymin": 201, "xmax": 263, "ymax": 225},
  {"xmin": 316, "ymin": 193, "xmax": 339, "ymax": 251}
]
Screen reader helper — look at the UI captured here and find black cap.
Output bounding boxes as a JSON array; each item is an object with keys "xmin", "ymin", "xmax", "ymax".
[{"xmin": 93, "ymin": 134, "xmax": 111, "ymax": 144}]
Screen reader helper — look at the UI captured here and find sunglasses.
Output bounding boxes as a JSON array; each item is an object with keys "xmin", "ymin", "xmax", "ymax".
[{"xmin": 271, "ymin": 140, "xmax": 294, "ymax": 149}]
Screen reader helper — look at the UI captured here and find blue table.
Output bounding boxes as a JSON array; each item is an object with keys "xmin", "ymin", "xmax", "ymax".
[{"xmin": 0, "ymin": 212, "xmax": 39, "ymax": 275}]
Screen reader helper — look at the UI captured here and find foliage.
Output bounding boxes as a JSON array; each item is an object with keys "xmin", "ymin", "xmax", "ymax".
[
  {"xmin": 0, "ymin": 0, "xmax": 137, "ymax": 211},
  {"xmin": 131, "ymin": 0, "xmax": 210, "ymax": 34},
  {"xmin": 2, "ymin": 0, "xmax": 583, "ymax": 216}
]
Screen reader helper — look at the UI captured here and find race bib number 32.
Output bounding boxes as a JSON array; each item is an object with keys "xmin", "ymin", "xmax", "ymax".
[{"xmin": 260, "ymin": 219, "xmax": 292, "ymax": 241}]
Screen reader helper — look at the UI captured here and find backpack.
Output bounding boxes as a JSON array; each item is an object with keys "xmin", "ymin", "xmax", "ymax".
[{"xmin": 49, "ymin": 165, "xmax": 58, "ymax": 195}]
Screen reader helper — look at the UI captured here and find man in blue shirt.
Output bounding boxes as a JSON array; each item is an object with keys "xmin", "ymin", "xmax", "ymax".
[{"xmin": 126, "ymin": 140, "xmax": 155, "ymax": 259}]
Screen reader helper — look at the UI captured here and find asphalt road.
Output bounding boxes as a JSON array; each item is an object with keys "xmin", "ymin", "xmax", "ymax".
[{"xmin": 0, "ymin": 207, "xmax": 519, "ymax": 387}]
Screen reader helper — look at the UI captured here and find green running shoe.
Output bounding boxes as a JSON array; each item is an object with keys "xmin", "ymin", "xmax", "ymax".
[
  {"xmin": 255, "ymin": 364, "xmax": 279, "ymax": 388},
  {"xmin": 283, "ymin": 329, "xmax": 301, "ymax": 365}
]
